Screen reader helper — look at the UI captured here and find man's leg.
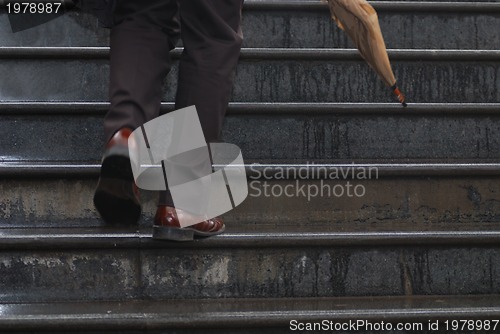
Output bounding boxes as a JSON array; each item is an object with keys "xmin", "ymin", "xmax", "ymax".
[
  {"xmin": 104, "ymin": 0, "xmax": 180, "ymax": 143},
  {"xmin": 94, "ymin": 0, "xmax": 180, "ymax": 225},
  {"xmin": 154, "ymin": 0, "xmax": 244, "ymax": 240},
  {"xmin": 158, "ymin": 0, "xmax": 244, "ymax": 207},
  {"xmin": 176, "ymin": 0, "xmax": 244, "ymax": 142}
]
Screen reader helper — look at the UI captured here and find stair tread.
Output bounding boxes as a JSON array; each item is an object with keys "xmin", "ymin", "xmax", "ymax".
[{"xmin": 0, "ymin": 295, "xmax": 499, "ymax": 329}]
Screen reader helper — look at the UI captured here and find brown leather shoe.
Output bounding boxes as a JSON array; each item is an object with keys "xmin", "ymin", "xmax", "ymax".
[
  {"xmin": 93, "ymin": 128, "xmax": 141, "ymax": 225},
  {"xmin": 153, "ymin": 205, "xmax": 225, "ymax": 241}
]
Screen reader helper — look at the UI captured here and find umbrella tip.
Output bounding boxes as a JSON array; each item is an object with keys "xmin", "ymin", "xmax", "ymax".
[{"xmin": 392, "ymin": 85, "xmax": 407, "ymax": 108}]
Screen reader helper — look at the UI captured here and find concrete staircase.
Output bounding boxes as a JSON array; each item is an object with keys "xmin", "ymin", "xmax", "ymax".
[{"xmin": 0, "ymin": 1, "xmax": 499, "ymax": 332}]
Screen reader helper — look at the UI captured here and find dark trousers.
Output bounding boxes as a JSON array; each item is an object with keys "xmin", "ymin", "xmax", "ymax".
[{"xmin": 103, "ymin": 0, "xmax": 244, "ymax": 206}]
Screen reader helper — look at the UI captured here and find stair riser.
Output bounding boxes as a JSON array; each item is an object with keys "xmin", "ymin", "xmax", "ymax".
[
  {"xmin": 243, "ymin": 11, "xmax": 500, "ymax": 49},
  {"xmin": 0, "ymin": 59, "xmax": 498, "ymax": 103},
  {"xmin": 1, "ymin": 9, "xmax": 499, "ymax": 50},
  {"xmin": 1, "ymin": 114, "xmax": 499, "ymax": 161},
  {"xmin": 233, "ymin": 60, "xmax": 500, "ymax": 103},
  {"xmin": 1, "ymin": 246, "xmax": 499, "ymax": 302},
  {"xmin": 226, "ymin": 114, "xmax": 500, "ymax": 160},
  {"xmin": 1, "ymin": 177, "xmax": 499, "ymax": 227}
]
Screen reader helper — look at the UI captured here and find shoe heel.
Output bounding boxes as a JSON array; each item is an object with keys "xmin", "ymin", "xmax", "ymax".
[
  {"xmin": 152, "ymin": 225, "xmax": 195, "ymax": 242},
  {"xmin": 93, "ymin": 178, "xmax": 141, "ymax": 226}
]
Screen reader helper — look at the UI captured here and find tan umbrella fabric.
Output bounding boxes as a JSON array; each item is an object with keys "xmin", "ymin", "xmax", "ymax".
[{"xmin": 323, "ymin": 0, "xmax": 407, "ymax": 106}]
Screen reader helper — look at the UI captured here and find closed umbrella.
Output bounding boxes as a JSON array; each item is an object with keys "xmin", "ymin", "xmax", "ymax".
[{"xmin": 323, "ymin": 0, "xmax": 407, "ymax": 106}]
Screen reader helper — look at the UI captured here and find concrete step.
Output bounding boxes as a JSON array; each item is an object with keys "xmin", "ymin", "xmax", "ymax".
[
  {"xmin": 0, "ymin": 295, "xmax": 499, "ymax": 332},
  {"xmin": 0, "ymin": 48, "xmax": 498, "ymax": 103},
  {"xmin": 0, "ymin": 227, "xmax": 499, "ymax": 302},
  {"xmin": 1, "ymin": 162, "xmax": 499, "ymax": 227},
  {"xmin": 1, "ymin": 1, "xmax": 499, "ymax": 50},
  {"xmin": 0, "ymin": 102, "xmax": 499, "ymax": 161}
]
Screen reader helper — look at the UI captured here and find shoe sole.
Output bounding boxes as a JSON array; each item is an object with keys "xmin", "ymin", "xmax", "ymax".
[
  {"xmin": 152, "ymin": 224, "xmax": 226, "ymax": 242},
  {"xmin": 94, "ymin": 150, "xmax": 141, "ymax": 226}
]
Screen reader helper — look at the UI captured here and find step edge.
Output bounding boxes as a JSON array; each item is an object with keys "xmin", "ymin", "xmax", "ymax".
[
  {"xmin": 0, "ymin": 47, "xmax": 498, "ymax": 61},
  {"xmin": 1, "ymin": 162, "xmax": 500, "ymax": 177},
  {"xmin": 244, "ymin": 1, "xmax": 500, "ymax": 12},
  {"xmin": 241, "ymin": 162, "xmax": 500, "ymax": 177},
  {"xmin": 0, "ymin": 102, "xmax": 499, "ymax": 115},
  {"xmin": 1, "ymin": 228, "xmax": 500, "ymax": 250}
]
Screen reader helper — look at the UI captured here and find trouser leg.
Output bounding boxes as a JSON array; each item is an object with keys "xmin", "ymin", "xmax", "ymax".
[
  {"xmin": 159, "ymin": 0, "xmax": 244, "ymax": 206},
  {"xmin": 175, "ymin": 0, "xmax": 244, "ymax": 142},
  {"xmin": 104, "ymin": 0, "xmax": 180, "ymax": 143}
]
